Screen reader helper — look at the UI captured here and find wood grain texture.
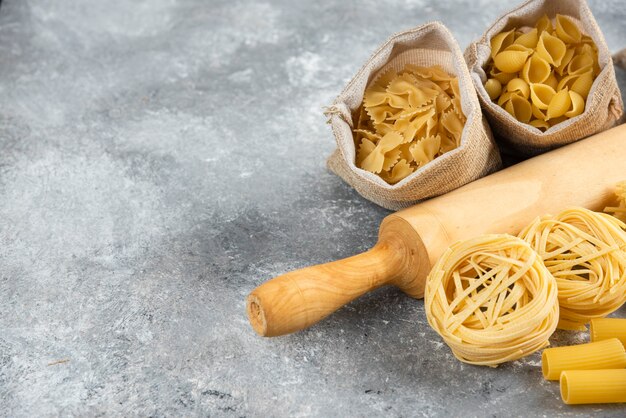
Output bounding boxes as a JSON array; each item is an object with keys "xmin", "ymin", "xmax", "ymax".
[{"xmin": 248, "ymin": 124, "xmax": 626, "ymax": 337}]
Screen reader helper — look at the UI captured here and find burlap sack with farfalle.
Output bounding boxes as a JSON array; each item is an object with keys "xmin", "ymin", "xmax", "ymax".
[
  {"xmin": 465, "ymin": 0, "xmax": 623, "ymax": 156},
  {"xmin": 325, "ymin": 22, "xmax": 501, "ymax": 211}
]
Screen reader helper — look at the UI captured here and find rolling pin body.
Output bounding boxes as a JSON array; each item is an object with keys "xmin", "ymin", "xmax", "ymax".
[{"xmin": 248, "ymin": 124, "xmax": 626, "ymax": 336}]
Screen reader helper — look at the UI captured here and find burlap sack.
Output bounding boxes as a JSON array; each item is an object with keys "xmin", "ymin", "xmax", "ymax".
[
  {"xmin": 325, "ymin": 22, "xmax": 501, "ymax": 211},
  {"xmin": 465, "ymin": 0, "xmax": 624, "ymax": 156}
]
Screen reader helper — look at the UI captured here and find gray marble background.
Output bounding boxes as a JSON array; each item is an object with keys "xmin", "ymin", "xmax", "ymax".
[{"xmin": 1, "ymin": 0, "xmax": 625, "ymax": 416}]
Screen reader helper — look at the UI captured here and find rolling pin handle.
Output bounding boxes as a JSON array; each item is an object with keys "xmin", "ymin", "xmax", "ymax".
[{"xmin": 247, "ymin": 218, "xmax": 428, "ymax": 337}]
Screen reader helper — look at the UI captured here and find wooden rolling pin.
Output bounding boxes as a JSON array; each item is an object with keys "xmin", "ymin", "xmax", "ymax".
[{"xmin": 247, "ymin": 124, "xmax": 626, "ymax": 337}]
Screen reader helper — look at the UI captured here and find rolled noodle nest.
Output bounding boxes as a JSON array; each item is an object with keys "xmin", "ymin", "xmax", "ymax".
[
  {"xmin": 605, "ymin": 181, "xmax": 626, "ymax": 222},
  {"xmin": 424, "ymin": 234, "xmax": 559, "ymax": 366},
  {"xmin": 519, "ymin": 208, "xmax": 626, "ymax": 330}
]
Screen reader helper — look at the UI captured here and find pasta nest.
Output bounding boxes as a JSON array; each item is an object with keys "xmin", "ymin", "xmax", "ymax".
[
  {"xmin": 519, "ymin": 208, "xmax": 626, "ymax": 330},
  {"xmin": 425, "ymin": 234, "xmax": 559, "ymax": 366},
  {"xmin": 605, "ymin": 181, "xmax": 626, "ymax": 222}
]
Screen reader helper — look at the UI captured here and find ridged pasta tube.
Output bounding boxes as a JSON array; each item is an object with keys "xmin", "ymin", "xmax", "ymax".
[
  {"xmin": 590, "ymin": 318, "xmax": 626, "ymax": 347},
  {"xmin": 542, "ymin": 338, "xmax": 626, "ymax": 380},
  {"xmin": 560, "ymin": 369, "xmax": 626, "ymax": 405}
]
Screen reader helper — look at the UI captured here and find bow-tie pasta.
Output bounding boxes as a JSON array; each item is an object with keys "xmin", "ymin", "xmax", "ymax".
[
  {"xmin": 484, "ymin": 14, "xmax": 600, "ymax": 130},
  {"xmin": 354, "ymin": 65, "xmax": 466, "ymax": 184}
]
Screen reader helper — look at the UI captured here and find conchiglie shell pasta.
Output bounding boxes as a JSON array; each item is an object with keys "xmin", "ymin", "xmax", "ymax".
[
  {"xmin": 515, "ymin": 28, "xmax": 539, "ymax": 49},
  {"xmin": 505, "ymin": 95, "xmax": 532, "ymax": 123},
  {"xmin": 565, "ymin": 90, "xmax": 585, "ymax": 118},
  {"xmin": 535, "ymin": 14, "xmax": 553, "ymax": 34},
  {"xmin": 555, "ymin": 48, "xmax": 576, "ymax": 76},
  {"xmin": 490, "ymin": 68, "xmax": 518, "ymax": 84},
  {"xmin": 536, "ymin": 31, "xmax": 567, "ymax": 67},
  {"xmin": 490, "ymin": 30, "xmax": 516, "ymax": 59},
  {"xmin": 568, "ymin": 54, "xmax": 594, "ymax": 75},
  {"xmin": 507, "ymin": 78, "xmax": 530, "ymax": 98},
  {"xmin": 494, "ymin": 50, "xmax": 531, "ymax": 73},
  {"xmin": 469, "ymin": 6, "xmax": 621, "ymax": 152},
  {"xmin": 522, "ymin": 54, "xmax": 551, "ymax": 84},
  {"xmin": 530, "ymin": 83, "xmax": 556, "ymax": 110},
  {"xmin": 571, "ymin": 70, "xmax": 594, "ymax": 99},
  {"xmin": 556, "ymin": 14, "xmax": 582, "ymax": 44},
  {"xmin": 498, "ymin": 90, "xmax": 519, "ymax": 107},
  {"xmin": 549, "ymin": 115, "xmax": 568, "ymax": 127},
  {"xmin": 544, "ymin": 73, "xmax": 558, "ymax": 90},
  {"xmin": 532, "ymin": 103, "xmax": 547, "ymax": 120},
  {"xmin": 530, "ymin": 119, "xmax": 550, "ymax": 130},
  {"xmin": 484, "ymin": 78, "xmax": 502, "ymax": 100},
  {"xmin": 547, "ymin": 88, "xmax": 572, "ymax": 120}
]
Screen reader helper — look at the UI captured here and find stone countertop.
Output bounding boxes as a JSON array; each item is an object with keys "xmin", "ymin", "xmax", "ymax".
[{"xmin": 1, "ymin": 0, "xmax": 625, "ymax": 416}]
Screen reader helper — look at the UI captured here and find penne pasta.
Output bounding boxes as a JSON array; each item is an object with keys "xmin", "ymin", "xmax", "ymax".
[
  {"xmin": 590, "ymin": 318, "xmax": 626, "ymax": 347},
  {"xmin": 542, "ymin": 338, "xmax": 626, "ymax": 380},
  {"xmin": 560, "ymin": 369, "xmax": 626, "ymax": 405}
]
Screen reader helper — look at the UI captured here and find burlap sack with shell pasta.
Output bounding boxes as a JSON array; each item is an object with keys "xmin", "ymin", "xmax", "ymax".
[
  {"xmin": 465, "ymin": 0, "xmax": 623, "ymax": 156},
  {"xmin": 325, "ymin": 22, "xmax": 501, "ymax": 211}
]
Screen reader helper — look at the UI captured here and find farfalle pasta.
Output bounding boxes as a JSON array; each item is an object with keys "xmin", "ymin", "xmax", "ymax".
[
  {"xmin": 353, "ymin": 65, "xmax": 466, "ymax": 184},
  {"xmin": 484, "ymin": 13, "xmax": 600, "ymax": 130}
]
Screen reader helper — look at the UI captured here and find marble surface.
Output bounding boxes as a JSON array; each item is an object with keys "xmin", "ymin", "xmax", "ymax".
[{"xmin": 1, "ymin": 0, "xmax": 625, "ymax": 416}]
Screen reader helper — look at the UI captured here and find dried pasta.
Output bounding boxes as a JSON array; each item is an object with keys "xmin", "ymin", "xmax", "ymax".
[
  {"xmin": 354, "ymin": 65, "xmax": 466, "ymax": 184},
  {"xmin": 560, "ymin": 369, "xmax": 626, "ymax": 405},
  {"xmin": 424, "ymin": 234, "xmax": 559, "ymax": 367},
  {"xmin": 541, "ymin": 338, "xmax": 626, "ymax": 380},
  {"xmin": 483, "ymin": 14, "xmax": 600, "ymax": 131},
  {"xmin": 605, "ymin": 181, "xmax": 626, "ymax": 221},
  {"xmin": 519, "ymin": 208, "xmax": 626, "ymax": 330},
  {"xmin": 590, "ymin": 318, "xmax": 626, "ymax": 347}
]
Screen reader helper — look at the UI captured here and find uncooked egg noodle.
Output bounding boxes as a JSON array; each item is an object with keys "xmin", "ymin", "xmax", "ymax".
[
  {"xmin": 519, "ymin": 207, "xmax": 626, "ymax": 330},
  {"xmin": 424, "ymin": 234, "xmax": 559, "ymax": 366}
]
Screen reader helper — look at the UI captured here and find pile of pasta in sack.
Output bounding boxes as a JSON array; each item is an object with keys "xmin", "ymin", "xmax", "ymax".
[{"xmin": 325, "ymin": 0, "xmax": 626, "ymax": 405}]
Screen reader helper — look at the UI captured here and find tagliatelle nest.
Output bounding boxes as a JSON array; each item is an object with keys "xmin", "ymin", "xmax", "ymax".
[
  {"xmin": 605, "ymin": 181, "xmax": 626, "ymax": 222},
  {"xmin": 424, "ymin": 234, "xmax": 559, "ymax": 367},
  {"xmin": 519, "ymin": 207, "xmax": 626, "ymax": 330}
]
